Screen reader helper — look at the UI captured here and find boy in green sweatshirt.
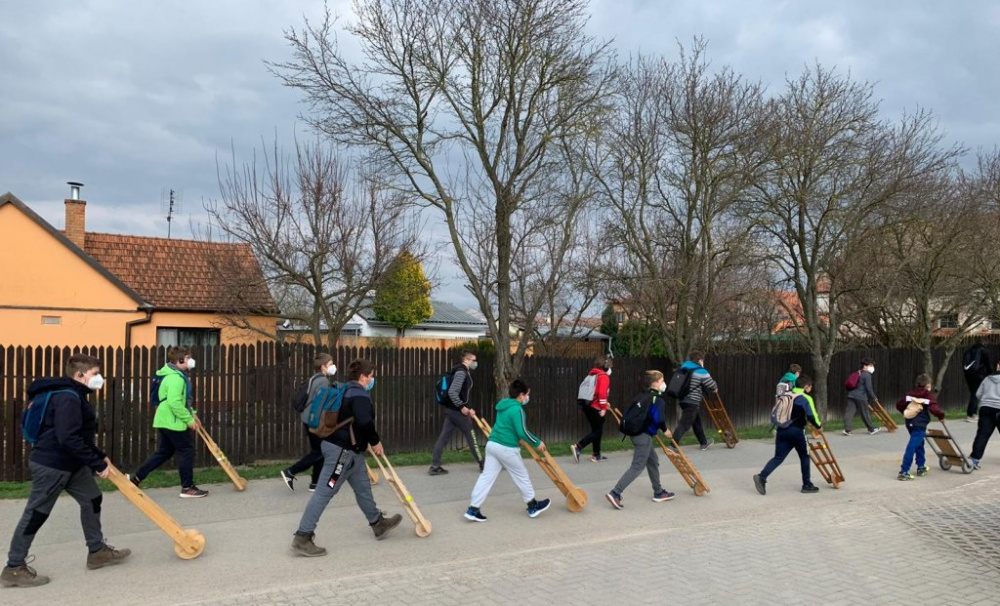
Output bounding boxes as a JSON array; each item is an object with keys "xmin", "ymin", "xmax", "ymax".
[{"xmin": 464, "ymin": 379, "xmax": 551, "ymax": 522}]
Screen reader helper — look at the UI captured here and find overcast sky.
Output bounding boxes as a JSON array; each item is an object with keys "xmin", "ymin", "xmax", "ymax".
[{"xmin": 3, "ymin": 1, "xmax": 999, "ymax": 310}]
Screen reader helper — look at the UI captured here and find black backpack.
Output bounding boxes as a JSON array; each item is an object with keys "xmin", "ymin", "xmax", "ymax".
[
  {"xmin": 964, "ymin": 347, "xmax": 985, "ymax": 376},
  {"xmin": 665, "ymin": 366, "xmax": 694, "ymax": 400},
  {"xmin": 291, "ymin": 375, "xmax": 322, "ymax": 413},
  {"xmin": 619, "ymin": 394, "xmax": 654, "ymax": 436}
]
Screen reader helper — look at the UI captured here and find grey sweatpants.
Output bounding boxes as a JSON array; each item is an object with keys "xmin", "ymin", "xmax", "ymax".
[
  {"xmin": 612, "ymin": 434, "xmax": 663, "ymax": 495},
  {"xmin": 470, "ymin": 442, "xmax": 536, "ymax": 507},
  {"xmin": 296, "ymin": 442, "xmax": 381, "ymax": 535},
  {"xmin": 7, "ymin": 461, "xmax": 105, "ymax": 567},
  {"xmin": 431, "ymin": 407, "xmax": 483, "ymax": 467},
  {"xmin": 844, "ymin": 397, "xmax": 875, "ymax": 432}
]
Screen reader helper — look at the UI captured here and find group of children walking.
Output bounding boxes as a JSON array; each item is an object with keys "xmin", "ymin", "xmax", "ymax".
[{"xmin": 7, "ymin": 345, "xmax": 1000, "ymax": 587}]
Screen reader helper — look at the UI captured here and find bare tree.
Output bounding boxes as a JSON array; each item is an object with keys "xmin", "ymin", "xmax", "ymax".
[
  {"xmin": 592, "ymin": 42, "xmax": 767, "ymax": 362},
  {"xmin": 269, "ymin": 0, "xmax": 616, "ymax": 391},
  {"xmin": 204, "ymin": 138, "xmax": 424, "ymax": 349},
  {"xmin": 745, "ymin": 65, "xmax": 959, "ymax": 415}
]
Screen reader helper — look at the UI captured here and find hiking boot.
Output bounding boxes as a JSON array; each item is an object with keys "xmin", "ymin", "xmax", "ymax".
[
  {"xmin": 652, "ymin": 489, "xmax": 675, "ymax": 503},
  {"xmin": 86, "ymin": 542, "xmax": 132, "ymax": 570},
  {"xmin": 841, "ymin": 430, "xmax": 853, "ymax": 436},
  {"xmin": 526, "ymin": 498, "xmax": 551, "ymax": 518},
  {"xmin": 590, "ymin": 454, "xmax": 608, "ymax": 462},
  {"xmin": 1, "ymin": 561, "xmax": 50, "ymax": 588},
  {"xmin": 280, "ymin": 469, "xmax": 295, "ymax": 491},
  {"xmin": 464, "ymin": 506, "xmax": 488, "ymax": 522},
  {"xmin": 753, "ymin": 474, "xmax": 766, "ymax": 495},
  {"xmin": 916, "ymin": 467, "xmax": 929, "ymax": 477},
  {"xmin": 570, "ymin": 444, "xmax": 581, "ymax": 463},
  {"xmin": 868, "ymin": 427, "xmax": 881, "ymax": 435},
  {"xmin": 308, "ymin": 483, "xmax": 317, "ymax": 492},
  {"xmin": 605, "ymin": 490, "xmax": 624, "ymax": 510},
  {"xmin": 371, "ymin": 512, "xmax": 403, "ymax": 540},
  {"xmin": 179, "ymin": 486, "xmax": 208, "ymax": 498},
  {"xmin": 801, "ymin": 484, "xmax": 820, "ymax": 493},
  {"xmin": 428, "ymin": 466, "xmax": 449, "ymax": 476},
  {"xmin": 897, "ymin": 472, "xmax": 914, "ymax": 481},
  {"xmin": 699, "ymin": 439, "xmax": 715, "ymax": 451},
  {"xmin": 291, "ymin": 532, "xmax": 327, "ymax": 557},
  {"xmin": 126, "ymin": 473, "xmax": 141, "ymax": 488}
]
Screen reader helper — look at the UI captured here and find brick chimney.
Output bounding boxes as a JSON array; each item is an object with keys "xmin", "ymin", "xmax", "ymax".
[{"xmin": 64, "ymin": 181, "xmax": 86, "ymax": 249}]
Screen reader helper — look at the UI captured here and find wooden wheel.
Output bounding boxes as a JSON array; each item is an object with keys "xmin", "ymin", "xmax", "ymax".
[
  {"xmin": 693, "ymin": 483, "xmax": 708, "ymax": 497},
  {"xmin": 565, "ymin": 489, "xmax": 588, "ymax": 512},
  {"xmin": 415, "ymin": 520, "xmax": 433, "ymax": 538},
  {"xmin": 235, "ymin": 477, "xmax": 249, "ymax": 492},
  {"xmin": 174, "ymin": 529, "xmax": 206, "ymax": 560}
]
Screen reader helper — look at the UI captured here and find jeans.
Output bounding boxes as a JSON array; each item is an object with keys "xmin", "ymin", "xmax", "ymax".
[
  {"xmin": 760, "ymin": 426, "xmax": 811, "ymax": 486},
  {"xmin": 288, "ymin": 424, "xmax": 324, "ymax": 485},
  {"xmin": 297, "ymin": 442, "xmax": 381, "ymax": 534},
  {"xmin": 971, "ymin": 406, "xmax": 1000, "ymax": 461},
  {"xmin": 136, "ymin": 427, "xmax": 195, "ymax": 488},
  {"xmin": 431, "ymin": 407, "xmax": 483, "ymax": 467},
  {"xmin": 576, "ymin": 405, "xmax": 606, "ymax": 456},
  {"xmin": 900, "ymin": 427, "xmax": 927, "ymax": 473},
  {"xmin": 7, "ymin": 462, "xmax": 104, "ymax": 567},
  {"xmin": 612, "ymin": 434, "xmax": 663, "ymax": 496}
]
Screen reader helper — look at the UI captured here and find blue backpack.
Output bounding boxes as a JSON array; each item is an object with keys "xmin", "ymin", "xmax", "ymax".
[
  {"xmin": 149, "ymin": 371, "xmax": 191, "ymax": 408},
  {"xmin": 22, "ymin": 390, "xmax": 80, "ymax": 445},
  {"xmin": 301, "ymin": 382, "xmax": 352, "ymax": 437},
  {"xmin": 434, "ymin": 373, "xmax": 449, "ymax": 405}
]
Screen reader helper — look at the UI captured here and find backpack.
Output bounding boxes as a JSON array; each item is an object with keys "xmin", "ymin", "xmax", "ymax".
[
  {"xmin": 770, "ymin": 392, "xmax": 796, "ymax": 429},
  {"xmin": 434, "ymin": 373, "xmax": 450, "ymax": 405},
  {"xmin": 964, "ymin": 348, "xmax": 984, "ymax": 375},
  {"xmin": 577, "ymin": 374, "xmax": 598, "ymax": 403},
  {"xmin": 844, "ymin": 371, "xmax": 860, "ymax": 391},
  {"xmin": 291, "ymin": 375, "xmax": 323, "ymax": 413},
  {"xmin": 22, "ymin": 390, "xmax": 79, "ymax": 445},
  {"xmin": 665, "ymin": 366, "xmax": 694, "ymax": 400},
  {"xmin": 301, "ymin": 382, "xmax": 353, "ymax": 438},
  {"xmin": 149, "ymin": 375, "xmax": 165, "ymax": 408},
  {"xmin": 619, "ymin": 394, "xmax": 655, "ymax": 436}
]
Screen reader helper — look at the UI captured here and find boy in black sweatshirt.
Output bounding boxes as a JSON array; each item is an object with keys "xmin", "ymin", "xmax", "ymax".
[
  {"xmin": 3, "ymin": 354, "xmax": 130, "ymax": 588},
  {"xmin": 895, "ymin": 373, "xmax": 944, "ymax": 481},
  {"xmin": 754, "ymin": 375, "xmax": 822, "ymax": 495}
]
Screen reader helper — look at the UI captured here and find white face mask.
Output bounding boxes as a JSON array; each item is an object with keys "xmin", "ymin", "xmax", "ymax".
[
  {"xmin": 867, "ymin": 366, "xmax": 874, "ymax": 375},
  {"xmin": 88, "ymin": 374, "xmax": 105, "ymax": 391},
  {"xmin": 523, "ymin": 395, "xmax": 530, "ymax": 405},
  {"xmin": 657, "ymin": 382, "xmax": 666, "ymax": 393},
  {"xmin": 606, "ymin": 368, "xmax": 612, "ymax": 376},
  {"xmin": 326, "ymin": 364, "xmax": 338, "ymax": 376},
  {"xmin": 186, "ymin": 358, "xmax": 196, "ymax": 370},
  {"xmin": 469, "ymin": 361, "xmax": 479, "ymax": 371}
]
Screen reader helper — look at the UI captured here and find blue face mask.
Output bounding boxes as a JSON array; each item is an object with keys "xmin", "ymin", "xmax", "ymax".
[{"xmin": 365, "ymin": 378, "xmax": 375, "ymax": 392}]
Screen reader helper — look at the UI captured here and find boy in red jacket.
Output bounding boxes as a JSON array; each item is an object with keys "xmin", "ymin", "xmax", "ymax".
[
  {"xmin": 895, "ymin": 373, "xmax": 945, "ymax": 481},
  {"xmin": 571, "ymin": 355, "xmax": 612, "ymax": 463}
]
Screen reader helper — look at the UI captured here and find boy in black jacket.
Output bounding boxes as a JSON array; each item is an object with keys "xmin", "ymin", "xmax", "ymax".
[
  {"xmin": 291, "ymin": 359, "xmax": 403, "ymax": 556},
  {"xmin": 3, "ymin": 354, "xmax": 130, "ymax": 588},
  {"xmin": 754, "ymin": 375, "xmax": 822, "ymax": 495},
  {"xmin": 430, "ymin": 350, "xmax": 483, "ymax": 475}
]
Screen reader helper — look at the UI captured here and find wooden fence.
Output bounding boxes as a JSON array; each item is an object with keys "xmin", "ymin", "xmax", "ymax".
[{"xmin": 2, "ymin": 342, "xmax": 995, "ymax": 481}]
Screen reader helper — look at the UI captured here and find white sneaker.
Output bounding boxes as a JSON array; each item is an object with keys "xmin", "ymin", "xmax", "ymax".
[
  {"xmin": 966, "ymin": 416, "xmax": 978, "ymax": 423},
  {"xmin": 868, "ymin": 427, "xmax": 881, "ymax": 435}
]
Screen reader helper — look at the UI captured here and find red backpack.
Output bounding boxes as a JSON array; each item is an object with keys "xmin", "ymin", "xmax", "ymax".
[{"xmin": 844, "ymin": 371, "xmax": 861, "ymax": 391}]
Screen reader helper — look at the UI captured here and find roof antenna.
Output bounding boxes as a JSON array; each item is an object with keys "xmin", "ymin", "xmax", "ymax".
[{"xmin": 160, "ymin": 188, "xmax": 183, "ymax": 238}]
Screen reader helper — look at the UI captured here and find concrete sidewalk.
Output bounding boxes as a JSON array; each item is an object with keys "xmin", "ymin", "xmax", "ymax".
[{"xmin": 2, "ymin": 420, "xmax": 999, "ymax": 605}]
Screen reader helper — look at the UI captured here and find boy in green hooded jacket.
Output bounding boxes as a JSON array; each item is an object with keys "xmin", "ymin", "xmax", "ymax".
[{"xmin": 464, "ymin": 379, "xmax": 551, "ymax": 522}]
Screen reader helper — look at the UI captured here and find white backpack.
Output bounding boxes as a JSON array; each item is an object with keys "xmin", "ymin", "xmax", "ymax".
[{"xmin": 577, "ymin": 374, "xmax": 598, "ymax": 402}]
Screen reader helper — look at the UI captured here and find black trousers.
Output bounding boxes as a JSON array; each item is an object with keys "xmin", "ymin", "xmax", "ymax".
[
  {"xmin": 136, "ymin": 428, "xmax": 195, "ymax": 487},
  {"xmin": 966, "ymin": 375, "xmax": 986, "ymax": 418},
  {"xmin": 971, "ymin": 406, "xmax": 1000, "ymax": 460},
  {"xmin": 576, "ymin": 405, "xmax": 606, "ymax": 456},
  {"xmin": 288, "ymin": 424, "xmax": 324, "ymax": 485},
  {"xmin": 673, "ymin": 403, "xmax": 708, "ymax": 446},
  {"xmin": 760, "ymin": 426, "xmax": 811, "ymax": 485}
]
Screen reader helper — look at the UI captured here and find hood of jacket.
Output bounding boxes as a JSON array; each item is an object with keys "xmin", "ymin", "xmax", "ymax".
[
  {"xmin": 156, "ymin": 364, "xmax": 186, "ymax": 378},
  {"xmin": 680, "ymin": 361, "xmax": 703, "ymax": 371},
  {"xmin": 780, "ymin": 372, "xmax": 798, "ymax": 384},
  {"xmin": 495, "ymin": 397, "xmax": 523, "ymax": 412},
  {"xmin": 27, "ymin": 377, "xmax": 91, "ymax": 399}
]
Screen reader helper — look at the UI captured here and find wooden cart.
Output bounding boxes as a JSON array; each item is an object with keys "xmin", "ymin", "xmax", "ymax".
[
  {"xmin": 702, "ymin": 391, "xmax": 739, "ymax": 448},
  {"xmin": 868, "ymin": 400, "xmax": 898, "ymax": 433},
  {"xmin": 924, "ymin": 419, "xmax": 974, "ymax": 474},
  {"xmin": 368, "ymin": 447, "xmax": 432, "ymax": 537},
  {"xmin": 193, "ymin": 416, "xmax": 248, "ymax": 491},
  {"xmin": 610, "ymin": 407, "xmax": 709, "ymax": 496},
  {"xmin": 807, "ymin": 427, "xmax": 844, "ymax": 488}
]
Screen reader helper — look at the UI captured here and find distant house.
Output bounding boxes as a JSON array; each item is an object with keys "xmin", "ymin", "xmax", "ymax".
[
  {"xmin": 279, "ymin": 300, "xmax": 488, "ymax": 349},
  {"xmin": 0, "ymin": 188, "xmax": 276, "ymax": 350}
]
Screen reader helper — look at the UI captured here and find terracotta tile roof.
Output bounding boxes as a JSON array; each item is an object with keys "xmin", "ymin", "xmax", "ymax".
[{"xmin": 83, "ymin": 233, "xmax": 275, "ymax": 312}]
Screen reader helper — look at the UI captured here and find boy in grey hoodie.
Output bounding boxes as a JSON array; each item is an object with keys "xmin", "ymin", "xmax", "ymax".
[
  {"xmin": 844, "ymin": 358, "xmax": 880, "ymax": 436},
  {"xmin": 970, "ymin": 363, "xmax": 1000, "ymax": 470}
]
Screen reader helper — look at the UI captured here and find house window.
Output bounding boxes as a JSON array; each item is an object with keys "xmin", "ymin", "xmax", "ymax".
[
  {"xmin": 156, "ymin": 328, "xmax": 220, "ymax": 370},
  {"xmin": 41, "ymin": 315, "xmax": 62, "ymax": 325},
  {"xmin": 937, "ymin": 314, "xmax": 958, "ymax": 330}
]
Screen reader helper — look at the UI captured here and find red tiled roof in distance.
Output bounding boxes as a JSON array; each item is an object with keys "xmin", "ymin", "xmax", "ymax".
[{"xmin": 83, "ymin": 233, "xmax": 276, "ymax": 312}]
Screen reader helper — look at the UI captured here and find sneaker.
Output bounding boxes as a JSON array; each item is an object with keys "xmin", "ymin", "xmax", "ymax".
[
  {"xmin": 841, "ymin": 430, "xmax": 853, "ymax": 436},
  {"xmin": 308, "ymin": 483, "xmax": 317, "ymax": 492},
  {"xmin": 280, "ymin": 469, "xmax": 295, "ymax": 491},
  {"xmin": 291, "ymin": 532, "xmax": 327, "ymax": 557},
  {"xmin": 972, "ymin": 459, "xmax": 981, "ymax": 470},
  {"xmin": 179, "ymin": 486, "xmax": 208, "ymax": 498},
  {"xmin": 652, "ymin": 489, "xmax": 675, "ymax": 502},
  {"xmin": 868, "ymin": 427, "xmax": 881, "ymax": 435},
  {"xmin": 801, "ymin": 484, "xmax": 820, "ymax": 493},
  {"xmin": 1, "ymin": 559, "xmax": 50, "ymax": 588},
  {"xmin": 916, "ymin": 467, "xmax": 929, "ymax": 477},
  {"xmin": 428, "ymin": 466, "xmax": 449, "ymax": 476},
  {"xmin": 86, "ymin": 542, "xmax": 132, "ymax": 570},
  {"xmin": 966, "ymin": 416, "xmax": 978, "ymax": 423},
  {"xmin": 590, "ymin": 454, "xmax": 608, "ymax": 462},
  {"xmin": 897, "ymin": 472, "xmax": 914, "ymax": 481},
  {"xmin": 126, "ymin": 473, "xmax": 141, "ymax": 488},
  {"xmin": 753, "ymin": 474, "xmax": 766, "ymax": 495},
  {"xmin": 570, "ymin": 444, "xmax": 581, "ymax": 463},
  {"xmin": 699, "ymin": 439, "xmax": 715, "ymax": 451},
  {"xmin": 464, "ymin": 506, "xmax": 488, "ymax": 522},
  {"xmin": 526, "ymin": 498, "xmax": 551, "ymax": 518},
  {"xmin": 605, "ymin": 490, "xmax": 624, "ymax": 510},
  {"xmin": 371, "ymin": 512, "xmax": 403, "ymax": 539}
]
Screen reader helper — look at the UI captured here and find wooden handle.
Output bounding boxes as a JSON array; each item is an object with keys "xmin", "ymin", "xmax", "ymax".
[
  {"xmin": 193, "ymin": 416, "xmax": 248, "ymax": 491},
  {"xmin": 367, "ymin": 447, "xmax": 432, "ymax": 537}
]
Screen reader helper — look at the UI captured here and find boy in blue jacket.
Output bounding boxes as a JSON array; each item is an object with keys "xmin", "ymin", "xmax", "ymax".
[
  {"xmin": 754, "ymin": 375, "xmax": 822, "ymax": 495},
  {"xmin": 606, "ymin": 371, "xmax": 675, "ymax": 509}
]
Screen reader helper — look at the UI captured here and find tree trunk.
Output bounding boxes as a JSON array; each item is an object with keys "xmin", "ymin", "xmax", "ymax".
[{"xmin": 810, "ymin": 352, "xmax": 831, "ymax": 421}]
